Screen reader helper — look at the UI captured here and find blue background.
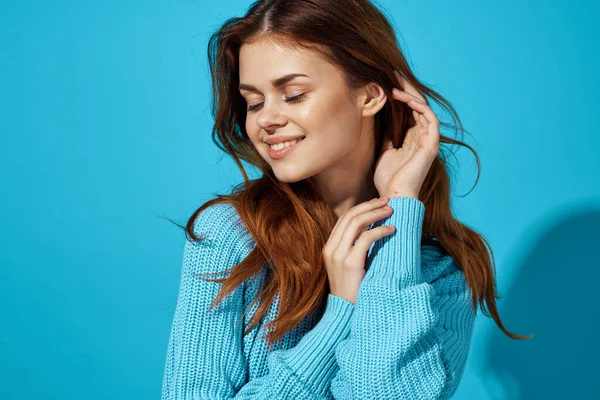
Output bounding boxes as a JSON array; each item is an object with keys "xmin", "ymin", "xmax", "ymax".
[{"xmin": 1, "ymin": 0, "xmax": 599, "ymax": 398}]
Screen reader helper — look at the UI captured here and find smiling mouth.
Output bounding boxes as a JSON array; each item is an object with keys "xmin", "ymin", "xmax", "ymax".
[
  {"xmin": 267, "ymin": 137, "xmax": 305, "ymax": 150},
  {"xmin": 266, "ymin": 137, "xmax": 305, "ymax": 159}
]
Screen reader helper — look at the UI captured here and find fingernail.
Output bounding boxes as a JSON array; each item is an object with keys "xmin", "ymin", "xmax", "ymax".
[{"xmin": 380, "ymin": 196, "xmax": 389, "ymax": 202}]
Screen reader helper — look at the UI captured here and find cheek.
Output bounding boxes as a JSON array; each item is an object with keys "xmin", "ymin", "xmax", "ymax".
[
  {"xmin": 245, "ymin": 119, "xmax": 261, "ymax": 147},
  {"xmin": 299, "ymin": 95, "xmax": 360, "ymax": 142}
]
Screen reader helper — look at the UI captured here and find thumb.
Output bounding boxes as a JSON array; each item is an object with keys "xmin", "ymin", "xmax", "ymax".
[{"xmin": 381, "ymin": 135, "xmax": 395, "ymax": 152}]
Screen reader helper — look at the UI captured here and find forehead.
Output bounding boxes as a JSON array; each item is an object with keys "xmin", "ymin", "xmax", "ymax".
[{"xmin": 239, "ymin": 38, "xmax": 328, "ymax": 81}]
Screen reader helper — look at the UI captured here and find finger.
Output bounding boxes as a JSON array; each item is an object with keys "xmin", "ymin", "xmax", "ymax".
[
  {"xmin": 417, "ymin": 112, "xmax": 427, "ymax": 128},
  {"xmin": 326, "ymin": 197, "xmax": 389, "ymax": 251},
  {"xmin": 353, "ymin": 225, "xmax": 370, "ymax": 245},
  {"xmin": 393, "ymin": 71, "xmax": 427, "ymax": 103},
  {"xmin": 392, "ymin": 87, "xmax": 424, "ymax": 105},
  {"xmin": 381, "ymin": 135, "xmax": 394, "ymax": 152},
  {"xmin": 336, "ymin": 206, "xmax": 393, "ymax": 254},
  {"xmin": 407, "ymin": 99, "xmax": 439, "ymax": 137},
  {"xmin": 351, "ymin": 225, "xmax": 395, "ymax": 256},
  {"xmin": 392, "ymin": 88, "xmax": 425, "ymax": 126},
  {"xmin": 412, "ymin": 110, "xmax": 419, "ymax": 124},
  {"xmin": 392, "ymin": 89, "xmax": 429, "ymax": 129}
]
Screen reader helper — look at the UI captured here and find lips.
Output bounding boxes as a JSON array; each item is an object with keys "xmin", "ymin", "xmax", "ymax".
[
  {"xmin": 264, "ymin": 135, "xmax": 306, "ymax": 145},
  {"xmin": 266, "ymin": 137, "xmax": 305, "ymax": 159}
]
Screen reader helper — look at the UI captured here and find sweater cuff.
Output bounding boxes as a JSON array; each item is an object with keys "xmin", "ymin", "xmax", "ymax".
[
  {"xmin": 362, "ymin": 196, "xmax": 425, "ymax": 287},
  {"xmin": 281, "ymin": 293, "xmax": 355, "ymax": 395}
]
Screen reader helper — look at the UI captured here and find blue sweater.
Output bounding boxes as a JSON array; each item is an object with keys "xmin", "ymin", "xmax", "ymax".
[{"xmin": 161, "ymin": 196, "xmax": 476, "ymax": 399}]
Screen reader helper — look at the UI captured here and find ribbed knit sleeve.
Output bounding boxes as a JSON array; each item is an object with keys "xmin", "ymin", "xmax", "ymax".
[
  {"xmin": 328, "ymin": 196, "xmax": 477, "ymax": 399},
  {"xmin": 160, "ymin": 203, "xmax": 355, "ymax": 400}
]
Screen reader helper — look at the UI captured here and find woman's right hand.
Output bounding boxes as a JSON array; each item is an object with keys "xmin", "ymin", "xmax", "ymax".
[{"xmin": 322, "ymin": 196, "xmax": 396, "ymax": 304}]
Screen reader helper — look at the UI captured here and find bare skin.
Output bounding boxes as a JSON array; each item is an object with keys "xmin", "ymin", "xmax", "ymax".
[
  {"xmin": 239, "ymin": 37, "xmax": 440, "ymax": 303},
  {"xmin": 238, "ymin": 37, "xmax": 387, "ymax": 219}
]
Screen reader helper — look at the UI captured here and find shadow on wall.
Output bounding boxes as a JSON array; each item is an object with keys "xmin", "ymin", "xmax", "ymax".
[{"xmin": 483, "ymin": 200, "xmax": 600, "ymax": 400}]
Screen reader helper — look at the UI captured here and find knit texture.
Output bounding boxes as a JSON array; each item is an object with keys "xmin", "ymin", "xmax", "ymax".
[{"xmin": 161, "ymin": 196, "xmax": 477, "ymax": 399}]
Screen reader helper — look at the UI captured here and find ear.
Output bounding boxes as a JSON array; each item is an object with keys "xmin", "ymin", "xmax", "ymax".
[{"xmin": 359, "ymin": 82, "xmax": 387, "ymax": 117}]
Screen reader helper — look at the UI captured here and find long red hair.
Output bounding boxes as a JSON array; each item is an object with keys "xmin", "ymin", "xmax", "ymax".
[{"xmin": 171, "ymin": 0, "xmax": 533, "ymax": 349}]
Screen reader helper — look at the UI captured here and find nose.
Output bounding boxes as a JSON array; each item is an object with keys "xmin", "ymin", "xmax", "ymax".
[{"xmin": 255, "ymin": 99, "xmax": 287, "ymax": 131}]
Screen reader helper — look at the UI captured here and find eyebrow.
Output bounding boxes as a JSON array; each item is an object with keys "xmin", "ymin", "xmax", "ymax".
[{"xmin": 239, "ymin": 73, "xmax": 310, "ymax": 93}]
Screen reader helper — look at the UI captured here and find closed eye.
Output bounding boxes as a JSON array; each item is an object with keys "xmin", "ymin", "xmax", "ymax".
[{"xmin": 246, "ymin": 93, "xmax": 306, "ymax": 113}]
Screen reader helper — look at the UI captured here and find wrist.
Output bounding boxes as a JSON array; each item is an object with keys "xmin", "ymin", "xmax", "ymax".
[{"xmin": 383, "ymin": 191, "xmax": 419, "ymax": 200}]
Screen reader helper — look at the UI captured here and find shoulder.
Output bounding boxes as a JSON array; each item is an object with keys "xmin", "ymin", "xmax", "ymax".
[
  {"xmin": 421, "ymin": 239, "xmax": 468, "ymax": 293},
  {"xmin": 191, "ymin": 201, "xmax": 242, "ymax": 236},
  {"xmin": 183, "ymin": 201, "xmax": 256, "ymax": 274},
  {"xmin": 191, "ymin": 202, "xmax": 254, "ymax": 247}
]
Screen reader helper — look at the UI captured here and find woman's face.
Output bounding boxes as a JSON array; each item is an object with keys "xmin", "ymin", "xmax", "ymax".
[{"xmin": 238, "ymin": 38, "xmax": 384, "ymax": 185}]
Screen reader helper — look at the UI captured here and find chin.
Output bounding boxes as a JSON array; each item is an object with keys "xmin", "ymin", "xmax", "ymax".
[{"xmin": 271, "ymin": 166, "xmax": 309, "ymax": 183}]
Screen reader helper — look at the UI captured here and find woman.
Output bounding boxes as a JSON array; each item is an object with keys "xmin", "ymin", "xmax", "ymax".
[{"xmin": 161, "ymin": 0, "xmax": 532, "ymax": 398}]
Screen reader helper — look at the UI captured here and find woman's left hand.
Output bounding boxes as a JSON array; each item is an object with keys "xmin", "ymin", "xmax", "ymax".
[{"xmin": 374, "ymin": 71, "xmax": 440, "ymax": 200}]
